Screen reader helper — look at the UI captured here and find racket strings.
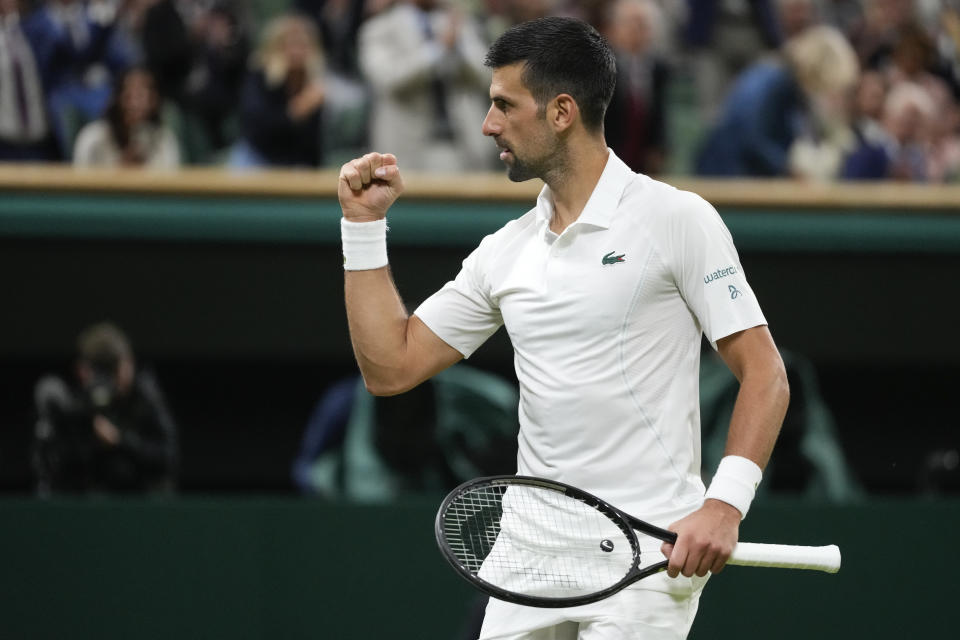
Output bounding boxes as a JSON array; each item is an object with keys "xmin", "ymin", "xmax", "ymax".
[{"xmin": 442, "ymin": 485, "xmax": 634, "ymax": 598}]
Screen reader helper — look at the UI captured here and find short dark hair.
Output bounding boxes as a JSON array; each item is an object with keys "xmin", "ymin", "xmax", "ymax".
[{"xmin": 484, "ymin": 17, "xmax": 617, "ymax": 132}]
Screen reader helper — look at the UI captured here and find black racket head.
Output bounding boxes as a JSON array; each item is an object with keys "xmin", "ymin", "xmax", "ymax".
[{"xmin": 435, "ymin": 475, "xmax": 644, "ymax": 608}]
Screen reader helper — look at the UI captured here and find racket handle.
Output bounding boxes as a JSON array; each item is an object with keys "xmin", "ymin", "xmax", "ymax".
[{"xmin": 728, "ymin": 543, "xmax": 841, "ymax": 573}]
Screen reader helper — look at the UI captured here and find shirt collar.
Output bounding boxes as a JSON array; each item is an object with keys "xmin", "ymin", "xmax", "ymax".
[{"xmin": 534, "ymin": 149, "xmax": 635, "ymax": 231}]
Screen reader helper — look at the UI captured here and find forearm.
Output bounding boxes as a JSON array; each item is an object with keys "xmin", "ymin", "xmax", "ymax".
[
  {"xmin": 663, "ymin": 342, "xmax": 788, "ymax": 577},
  {"xmin": 722, "ymin": 360, "xmax": 790, "ymax": 470},
  {"xmin": 706, "ymin": 326, "xmax": 790, "ymax": 518}
]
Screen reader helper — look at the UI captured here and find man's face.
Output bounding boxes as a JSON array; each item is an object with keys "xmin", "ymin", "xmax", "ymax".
[
  {"xmin": 77, "ymin": 355, "xmax": 135, "ymax": 398},
  {"xmin": 481, "ymin": 62, "xmax": 559, "ymax": 182}
]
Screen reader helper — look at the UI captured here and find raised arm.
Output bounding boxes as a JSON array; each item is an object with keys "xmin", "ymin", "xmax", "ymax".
[
  {"xmin": 339, "ymin": 152, "xmax": 462, "ymax": 396},
  {"xmin": 661, "ymin": 325, "xmax": 789, "ymax": 578}
]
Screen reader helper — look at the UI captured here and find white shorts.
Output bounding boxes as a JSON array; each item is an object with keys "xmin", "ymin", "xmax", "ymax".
[{"xmin": 477, "ymin": 573, "xmax": 709, "ymax": 640}]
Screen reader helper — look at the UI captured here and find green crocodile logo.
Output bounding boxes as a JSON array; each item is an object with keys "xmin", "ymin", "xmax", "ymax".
[{"xmin": 602, "ymin": 251, "xmax": 626, "ymax": 265}]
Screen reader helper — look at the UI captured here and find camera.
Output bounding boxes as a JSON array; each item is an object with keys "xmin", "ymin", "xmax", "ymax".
[{"xmin": 85, "ymin": 365, "xmax": 119, "ymax": 411}]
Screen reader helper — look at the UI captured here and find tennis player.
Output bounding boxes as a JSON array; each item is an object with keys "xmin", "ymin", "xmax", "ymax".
[{"xmin": 338, "ymin": 17, "xmax": 789, "ymax": 640}]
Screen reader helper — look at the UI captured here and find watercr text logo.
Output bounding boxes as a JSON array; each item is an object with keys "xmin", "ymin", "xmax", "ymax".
[{"xmin": 704, "ymin": 265, "xmax": 737, "ymax": 284}]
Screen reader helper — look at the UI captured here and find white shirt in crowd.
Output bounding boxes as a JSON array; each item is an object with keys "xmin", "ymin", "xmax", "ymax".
[{"xmin": 72, "ymin": 120, "xmax": 180, "ymax": 168}]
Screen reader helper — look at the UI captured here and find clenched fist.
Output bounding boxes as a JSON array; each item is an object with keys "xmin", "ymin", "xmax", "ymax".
[{"xmin": 338, "ymin": 152, "xmax": 405, "ymax": 222}]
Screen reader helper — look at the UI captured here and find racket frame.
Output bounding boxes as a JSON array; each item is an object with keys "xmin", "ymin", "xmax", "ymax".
[{"xmin": 435, "ymin": 475, "xmax": 680, "ymax": 608}]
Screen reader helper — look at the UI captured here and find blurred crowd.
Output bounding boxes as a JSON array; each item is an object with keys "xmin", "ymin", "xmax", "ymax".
[{"xmin": 1, "ymin": 0, "xmax": 959, "ymax": 180}]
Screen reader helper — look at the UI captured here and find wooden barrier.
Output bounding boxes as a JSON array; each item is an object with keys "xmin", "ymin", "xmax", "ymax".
[{"xmin": 2, "ymin": 163, "xmax": 960, "ymax": 209}]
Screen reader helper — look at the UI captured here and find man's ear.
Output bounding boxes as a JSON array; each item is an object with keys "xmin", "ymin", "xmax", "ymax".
[{"xmin": 549, "ymin": 93, "xmax": 578, "ymax": 133}]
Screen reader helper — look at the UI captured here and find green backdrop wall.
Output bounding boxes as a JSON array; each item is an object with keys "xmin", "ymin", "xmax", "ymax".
[{"xmin": 0, "ymin": 498, "xmax": 954, "ymax": 639}]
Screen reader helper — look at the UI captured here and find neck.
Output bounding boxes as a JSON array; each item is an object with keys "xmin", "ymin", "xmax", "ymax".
[{"xmin": 543, "ymin": 135, "xmax": 609, "ymax": 234}]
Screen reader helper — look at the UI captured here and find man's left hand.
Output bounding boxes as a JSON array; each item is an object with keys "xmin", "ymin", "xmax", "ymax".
[{"xmin": 660, "ymin": 499, "xmax": 740, "ymax": 578}]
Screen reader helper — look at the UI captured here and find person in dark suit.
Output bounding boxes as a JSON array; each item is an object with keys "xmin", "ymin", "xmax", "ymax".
[
  {"xmin": 0, "ymin": 0, "xmax": 56, "ymax": 160},
  {"xmin": 684, "ymin": 0, "xmax": 783, "ymax": 121},
  {"xmin": 229, "ymin": 14, "xmax": 325, "ymax": 168},
  {"xmin": 603, "ymin": 0, "xmax": 670, "ymax": 175}
]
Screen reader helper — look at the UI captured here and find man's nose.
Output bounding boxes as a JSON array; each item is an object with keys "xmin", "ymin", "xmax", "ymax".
[{"xmin": 481, "ymin": 106, "xmax": 500, "ymax": 137}]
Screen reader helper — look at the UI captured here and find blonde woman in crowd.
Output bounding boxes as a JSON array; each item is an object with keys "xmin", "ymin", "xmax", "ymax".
[
  {"xmin": 229, "ymin": 14, "xmax": 325, "ymax": 168},
  {"xmin": 72, "ymin": 66, "xmax": 180, "ymax": 167},
  {"xmin": 696, "ymin": 25, "xmax": 859, "ymax": 177}
]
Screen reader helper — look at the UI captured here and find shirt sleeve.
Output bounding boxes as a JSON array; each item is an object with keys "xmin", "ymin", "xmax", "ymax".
[
  {"xmin": 667, "ymin": 192, "xmax": 767, "ymax": 348},
  {"xmin": 414, "ymin": 236, "xmax": 503, "ymax": 358}
]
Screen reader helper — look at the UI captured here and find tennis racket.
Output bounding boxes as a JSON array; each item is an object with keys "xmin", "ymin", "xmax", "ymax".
[{"xmin": 435, "ymin": 475, "xmax": 841, "ymax": 608}]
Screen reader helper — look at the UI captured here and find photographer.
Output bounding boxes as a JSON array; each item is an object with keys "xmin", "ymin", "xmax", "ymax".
[{"xmin": 33, "ymin": 322, "xmax": 178, "ymax": 494}]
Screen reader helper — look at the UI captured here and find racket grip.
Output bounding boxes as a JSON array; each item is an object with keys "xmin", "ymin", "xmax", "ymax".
[{"xmin": 728, "ymin": 543, "xmax": 841, "ymax": 573}]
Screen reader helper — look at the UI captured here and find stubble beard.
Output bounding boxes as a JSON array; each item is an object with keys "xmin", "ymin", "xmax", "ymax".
[
  {"xmin": 505, "ymin": 157, "xmax": 539, "ymax": 182},
  {"xmin": 503, "ymin": 133, "xmax": 563, "ymax": 183},
  {"xmin": 507, "ymin": 140, "xmax": 567, "ymax": 182}
]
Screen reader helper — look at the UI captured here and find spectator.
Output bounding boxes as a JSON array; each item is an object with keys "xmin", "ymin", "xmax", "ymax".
[
  {"xmin": 932, "ymin": 3, "xmax": 960, "ymax": 100},
  {"xmin": 925, "ymin": 81, "xmax": 960, "ymax": 182},
  {"xmin": 787, "ymin": 97, "xmax": 856, "ymax": 181},
  {"xmin": 229, "ymin": 13, "xmax": 324, "ymax": 168},
  {"xmin": 556, "ymin": 0, "xmax": 610, "ymax": 27},
  {"xmin": 777, "ymin": 0, "xmax": 818, "ymax": 39},
  {"xmin": 33, "ymin": 322, "xmax": 179, "ymax": 495},
  {"xmin": 358, "ymin": 0, "xmax": 495, "ymax": 171},
  {"xmin": 843, "ymin": 81, "xmax": 934, "ymax": 181},
  {"xmin": 848, "ymin": 0, "xmax": 916, "ymax": 69},
  {"xmin": 0, "ymin": 0, "xmax": 55, "ymax": 160},
  {"xmin": 879, "ymin": 21, "xmax": 959, "ymax": 110},
  {"xmin": 787, "ymin": 29, "xmax": 860, "ymax": 182},
  {"xmin": 603, "ymin": 0, "xmax": 670, "ymax": 175},
  {"xmin": 695, "ymin": 25, "xmax": 859, "ymax": 177},
  {"xmin": 294, "ymin": 0, "xmax": 370, "ymax": 165},
  {"xmin": 22, "ymin": 0, "xmax": 135, "ymax": 157},
  {"xmin": 853, "ymin": 68, "xmax": 889, "ymax": 141},
  {"xmin": 840, "ymin": 69, "xmax": 891, "ymax": 179},
  {"xmin": 139, "ymin": 0, "xmax": 192, "ymax": 103},
  {"xmin": 73, "ymin": 65, "xmax": 180, "ymax": 167},
  {"xmin": 481, "ymin": 0, "xmax": 556, "ymax": 41},
  {"xmin": 182, "ymin": 1, "xmax": 249, "ymax": 156},
  {"xmin": 820, "ymin": 0, "xmax": 863, "ymax": 39},
  {"xmin": 881, "ymin": 81, "xmax": 934, "ymax": 180},
  {"xmin": 684, "ymin": 0, "xmax": 783, "ymax": 122},
  {"xmin": 294, "ymin": 0, "xmax": 366, "ymax": 77},
  {"xmin": 139, "ymin": 0, "xmax": 249, "ymax": 157}
]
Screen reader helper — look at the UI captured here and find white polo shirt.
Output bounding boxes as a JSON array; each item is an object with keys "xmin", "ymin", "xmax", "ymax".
[{"xmin": 415, "ymin": 151, "xmax": 766, "ymax": 529}]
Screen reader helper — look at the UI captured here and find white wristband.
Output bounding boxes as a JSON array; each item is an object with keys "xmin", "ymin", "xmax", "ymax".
[
  {"xmin": 704, "ymin": 455, "xmax": 763, "ymax": 519},
  {"xmin": 341, "ymin": 218, "xmax": 388, "ymax": 270}
]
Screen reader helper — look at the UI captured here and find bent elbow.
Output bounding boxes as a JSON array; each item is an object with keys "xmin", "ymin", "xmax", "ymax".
[{"xmin": 362, "ymin": 375, "xmax": 414, "ymax": 398}]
